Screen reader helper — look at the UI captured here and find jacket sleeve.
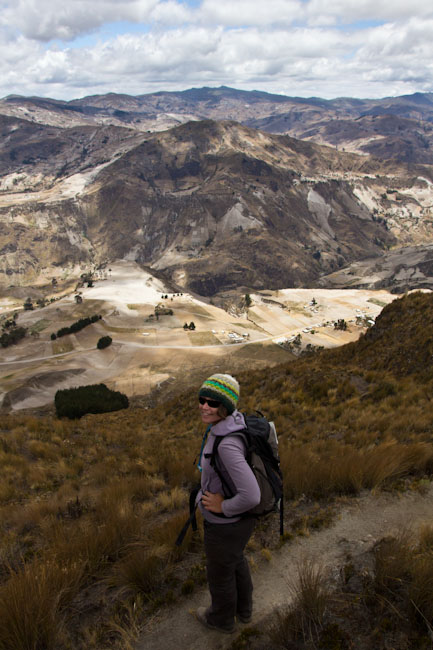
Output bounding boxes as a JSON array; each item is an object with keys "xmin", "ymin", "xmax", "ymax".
[{"xmin": 217, "ymin": 436, "xmax": 261, "ymax": 517}]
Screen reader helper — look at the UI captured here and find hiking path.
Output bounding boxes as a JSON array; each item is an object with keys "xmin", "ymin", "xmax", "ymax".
[{"xmin": 135, "ymin": 485, "xmax": 433, "ymax": 650}]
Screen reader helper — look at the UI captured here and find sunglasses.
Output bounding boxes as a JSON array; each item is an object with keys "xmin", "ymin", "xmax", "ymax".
[{"xmin": 199, "ymin": 396, "xmax": 221, "ymax": 408}]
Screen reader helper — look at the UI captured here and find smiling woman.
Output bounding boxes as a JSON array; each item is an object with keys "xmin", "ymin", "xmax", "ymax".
[{"xmin": 194, "ymin": 373, "xmax": 261, "ymax": 634}]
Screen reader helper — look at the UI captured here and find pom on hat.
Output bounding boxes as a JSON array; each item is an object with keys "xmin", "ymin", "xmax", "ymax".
[{"xmin": 199, "ymin": 373, "xmax": 240, "ymax": 414}]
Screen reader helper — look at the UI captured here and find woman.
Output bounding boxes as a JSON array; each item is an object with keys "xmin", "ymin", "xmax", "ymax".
[{"xmin": 195, "ymin": 373, "xmax": 261, "ymax": 634}]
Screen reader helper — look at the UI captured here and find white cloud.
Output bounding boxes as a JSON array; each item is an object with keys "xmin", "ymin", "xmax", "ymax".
[
  {"xmin": 0, "ymin": 0, "xmax": 432, "ymax": 100},
  {"xmin": 150, "ymin": 1, "xmax": 194, "ymax": 25},
  {"xmin": 3, "ymin": 0, "xmax": 159, "ymax": 42},
  {"xmin": 306, "ymin": 0, "xmax": 433, "ymax": 24},
  {"xmin": 199, "ymin": 0, "xmax": 304, "ymax": 27}
]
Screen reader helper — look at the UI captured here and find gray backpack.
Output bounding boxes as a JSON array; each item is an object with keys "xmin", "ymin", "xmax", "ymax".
[{"xmin": 210, "ymin": 413, "xmax": 284, "ymax": 533}]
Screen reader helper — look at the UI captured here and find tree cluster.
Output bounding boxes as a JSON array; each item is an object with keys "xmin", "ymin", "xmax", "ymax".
[
  {"xmin": 51, "ymin": 314, "xmax": 101, "ymax": 339},
  {"xmin": 0, "ymin": 326, "xmax": 26, "ymax": 348},
  {"xmin": 54, "ymin": 383, "xmax": 129, "ymax": 419},
  {"xmin": 334, "ymin": 319, "xmax": 348, "ymax": 331},
  {"xmin": 97, "ymin": 336, "xmax": 112, "ymax": 350}
]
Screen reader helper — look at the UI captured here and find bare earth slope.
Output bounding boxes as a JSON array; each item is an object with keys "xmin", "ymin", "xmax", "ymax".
[
  {"xmin": 3, "ymin": 118, "xmax": 433, "ymax": 295},
  {"xmin": 317, "ymin": 242, "xmax": 433, "ymax": 293},
  {"xmin": 135, "ymin": 485, "xmax": 433, "ymax": 650}
]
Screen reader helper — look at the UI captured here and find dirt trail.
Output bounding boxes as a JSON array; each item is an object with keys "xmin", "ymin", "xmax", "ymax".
[{"xmin": 135, "ymin": 486, "xmax": 433, "ymax": 650}]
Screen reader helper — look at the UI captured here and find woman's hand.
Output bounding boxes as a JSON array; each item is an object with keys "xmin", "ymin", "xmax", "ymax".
[{"xmin": 202, "ymin": 491, "xmax": 224, "ymax": 513}]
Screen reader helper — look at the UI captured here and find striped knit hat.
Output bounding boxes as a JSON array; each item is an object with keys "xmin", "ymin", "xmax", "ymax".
[{"xmin": 199, "ymin": 373, "xmax": 240, "ymax": 415}]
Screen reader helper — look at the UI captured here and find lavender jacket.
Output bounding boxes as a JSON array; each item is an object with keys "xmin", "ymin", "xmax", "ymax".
[{"xmin": 197, "ymin": 410, "xmax": 261, "ymax": 524}]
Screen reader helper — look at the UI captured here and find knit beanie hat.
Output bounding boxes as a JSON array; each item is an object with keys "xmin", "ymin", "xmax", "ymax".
[{"xmin": 199, "ymin": 373, "xmax": 240, "ymax": 414}]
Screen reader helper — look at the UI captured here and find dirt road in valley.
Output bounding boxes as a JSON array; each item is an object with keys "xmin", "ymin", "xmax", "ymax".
[{"xmin": 135, "ymin": 485, "xmax": 433, "ymax": 650}]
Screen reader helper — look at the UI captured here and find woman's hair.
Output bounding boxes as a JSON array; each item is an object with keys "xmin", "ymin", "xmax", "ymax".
[{"xmin": 217, "ymin": 403, "xmax": 229, "ymax": 419}]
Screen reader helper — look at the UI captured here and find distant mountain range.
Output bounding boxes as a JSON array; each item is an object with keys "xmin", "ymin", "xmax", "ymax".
[
  {"xmin": 1, "ymin": 87, "xmax": 433, "ymax": 296},
  {"xmin": 3, "ymin": 86, "xmax": 433, "ymax": 163}
]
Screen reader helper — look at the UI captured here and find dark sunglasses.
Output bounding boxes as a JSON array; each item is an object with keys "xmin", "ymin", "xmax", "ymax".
[{"xmin": 199, "ymin": 396, "xmax": 221, "ymax": 408}]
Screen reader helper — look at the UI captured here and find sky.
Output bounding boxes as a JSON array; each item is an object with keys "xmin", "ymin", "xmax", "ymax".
[{"xmin": 0, "ymin": 0, "xmax": 433, "ymax": 101}]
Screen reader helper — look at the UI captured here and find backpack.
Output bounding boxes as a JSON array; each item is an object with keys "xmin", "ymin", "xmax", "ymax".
[
  {"xmin": 209, "ymin": 412, "xmax": 284, "ymax": 532},
  {"xmin": 175, "ymin": 412, "xmax": 284, "ymax": 546}
]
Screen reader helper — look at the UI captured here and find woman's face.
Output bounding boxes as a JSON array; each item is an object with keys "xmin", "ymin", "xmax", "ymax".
[{"xmin": 199, "ymin": 397, "xmax": 223, "ymax": 424}]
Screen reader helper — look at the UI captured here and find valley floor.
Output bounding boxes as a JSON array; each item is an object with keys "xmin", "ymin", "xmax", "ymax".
[{"xmin": 0, "ymin": 261, "xmax": 397, "ymax": 411}]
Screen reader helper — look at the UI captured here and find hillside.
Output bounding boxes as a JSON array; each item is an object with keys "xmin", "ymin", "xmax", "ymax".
[
  {"xmin": 339, "ymin": 290, "xmax": 433, "ymax": 376},
  {"xmin": 317, "ymin": 243, "xmax": 433, "ymax": 294},
  {"xmin": 2, "ymin": 116, "xmax": 433, "ymax": 295},
  {"xmin": 3, "ymin": 88, "xmax": 433, "ymax": 297},
  {"xmin": 1, "ymin": 291, "xmax": 433, "ymax": 649}
]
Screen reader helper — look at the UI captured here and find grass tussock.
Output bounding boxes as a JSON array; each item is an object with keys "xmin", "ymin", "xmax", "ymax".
[
  {"xmin": 0, "ymin": 559, "xmax": 84, "ymax": 650},
  {"xmin": 373, "ymin": 526, "xmax": 433, "ymax": 629},
  {"xmin": 270, "ymin": 561, "xmax": 330, "ymax": 647},
  {"xmin": 110, "ymin": 544, "xmax": 169, "ymax": 600},
  {"xmin": 280, "ymin": 440, "xmax": 433, "ymax": 499}
]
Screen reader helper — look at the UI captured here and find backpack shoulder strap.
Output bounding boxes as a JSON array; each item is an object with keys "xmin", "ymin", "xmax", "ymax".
[{"xmin": 206, "ymin": 433, "xmax": 247, "ymax": 498}]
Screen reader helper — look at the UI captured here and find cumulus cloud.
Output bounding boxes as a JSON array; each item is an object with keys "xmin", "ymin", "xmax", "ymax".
[
  {"xmin": 150, "ymin": 1, "xmax": 194, "ymax": 25},
  {"xmin": 3, "ymin": 0, "xmax": 159, "ymax": 41},
  {"xmin": 306, "ymin": 0, "xmax": 433, "ymax": 24},
  {"xmin": 199, "ymin": 0, "xmax": 304, "ymax": 27},
  {"xmin": 47, "ymin": 26, "xmax": 352, "ymax": 91},
  {"xmin": 0, "ymin": 0, "xmax": 432, "ymax": 100}
]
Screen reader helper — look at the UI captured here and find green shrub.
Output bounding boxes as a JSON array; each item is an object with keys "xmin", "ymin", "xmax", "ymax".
[
  {"xmin": 54, "ymin": 383, "xmax": 129, "ymax": 419},
  {"xmin": 56, "ymin": 314, "xmax": 101, "ymax": 339},
  {"xmin": 0, "ymin": 326, "xmax": 26, "ymax": 348},
  {"xmin": 97, "ymin": 336, "xmax": 112, "ymax": 350}
]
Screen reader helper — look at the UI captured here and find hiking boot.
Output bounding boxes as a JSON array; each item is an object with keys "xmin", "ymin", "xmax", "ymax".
[
  {"xmin": 237, "ymin": 613, "xmax": 252, "ymax": 624},
  {"xmin": 196, "ymin": 607, "xmax": 235, "ymax": 634}
]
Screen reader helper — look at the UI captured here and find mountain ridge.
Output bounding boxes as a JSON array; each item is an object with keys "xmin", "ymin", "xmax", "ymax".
[
  {"xmin": 2, "ymin": 86, "xmax": 433, "ymax": 163},
  {"xmin": 2, "ymin": 118, "xmax": 418, "ymax": 295}
]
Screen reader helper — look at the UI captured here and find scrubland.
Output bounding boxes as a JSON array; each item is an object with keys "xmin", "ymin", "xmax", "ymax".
[{"xmin": 1, "ymin": 291, "xmax": 433, "ymax": 649}]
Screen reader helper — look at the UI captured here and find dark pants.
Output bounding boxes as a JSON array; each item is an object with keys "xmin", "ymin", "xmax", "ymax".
[{"xmin": 204, "ymin": 517, "xmax": 256, "ymax": 628}]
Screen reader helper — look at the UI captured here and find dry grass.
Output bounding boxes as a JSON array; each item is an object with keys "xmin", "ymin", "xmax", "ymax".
[
  {"xmin": 0, "ymin": 559, "xmax": 84, "ymax": 650},
  {"xmin": 51, "ymin": 339, "xmax": 74, "ymax": 354},
  {"xmin": 30, "ymin": 318, "xmax": 51, "ymax": 334},
  {"xmin": 0, "ymin": 410, "xmax": 202, "ymax": 648},
  {"xmin": 102, "ymin": 325, "xmax": 138, "ymax": 333},
  {"xmin": 110, "ymin": 544, "xmax": 169, "ymax": 600},
  {"xmin": 279, "ymin": 440, "xmax": 433, "ymax": 500},
  {"xmin": 187, "ymin": 331, "xmax": 222, "ymax": 345},
  {"xmin": 270, "ymin": 560, "xmax": 330, "ymax": 647},
  {"xmin": 369, "ymin": 527, "xmax": 433, "ymax": 644}
]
